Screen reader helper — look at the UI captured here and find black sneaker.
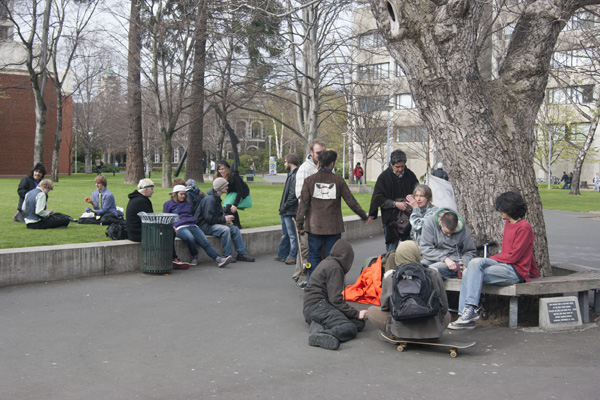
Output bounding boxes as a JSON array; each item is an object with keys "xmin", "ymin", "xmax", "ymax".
[
  {"xmin": 308, "ymin": 333, "xmax": 340, "ymax": 350},
  {"xmin": 236, "ymin": 254, "xmax": 255, "ymax": 262}
]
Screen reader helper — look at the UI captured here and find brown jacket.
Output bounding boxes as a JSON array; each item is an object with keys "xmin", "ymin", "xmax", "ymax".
[{"xmin": 296, "ymin": 170, "xmax": 367, "ymax": 235}]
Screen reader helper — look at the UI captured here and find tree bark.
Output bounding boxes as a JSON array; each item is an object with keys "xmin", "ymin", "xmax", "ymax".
[
  {"xmin": 368, "ymin": 0, "xmax": 599, "ymax": 275},
  {"xmin": 569, "ymin": 114, "xmax": 599, "ymax": 195},
  {"xmin": 125, "ymin": 0, "xmax": 145, "ymax": 185},
  {"xmin": 186, "ymin": 0, "xmax": 209, "ymax": 184}
]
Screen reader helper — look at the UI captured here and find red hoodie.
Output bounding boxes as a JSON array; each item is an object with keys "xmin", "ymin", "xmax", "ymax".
[{"xmin": 491, "ymin": 219, "xmax": 539, "ymax": 281}]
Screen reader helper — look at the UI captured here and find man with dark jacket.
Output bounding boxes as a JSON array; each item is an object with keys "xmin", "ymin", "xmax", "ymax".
[
  {"xmin": 125, "ymin": 179, "xmax": 155, "ymax": 242},
  {"xmin": 420, "ymin": 208, "xmax": 477, "ymax": 280},
  {"xmin": 14, "ymin": 163, "xmax": 46, "ymax": 223},
  {"xmin": 197, "ymin": 178, "xmax": 255, "ymax": 262},
  {"xmin": 275, "ymin": 154, "xmax": 300, "ymax": 265},
  {"xmin": 368, "ymin": 149, "xmax": 419, "ymax": 252},
  {"xmin": 296, "ymin": 150, "xmax": 369, "ymax": 280},
  {"xmin": 431, "ymin": 162, "xmax": 449, "ymax": 181},
  {"xmin": 303, "ymin": 239, "xmax": 367, "ymax": 350}
]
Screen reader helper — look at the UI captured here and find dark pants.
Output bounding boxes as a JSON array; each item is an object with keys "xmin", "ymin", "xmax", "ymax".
[
  {"xmin": 304, "ymin": 299, "xmax": 365, "ymax": 343},
  {"xmin": 306, "ymin": 233, "xmax": 341, "ymax": 280},
  {"xmin": 27, "ymin": 215, "xmax": 70, "ymax": 229}
]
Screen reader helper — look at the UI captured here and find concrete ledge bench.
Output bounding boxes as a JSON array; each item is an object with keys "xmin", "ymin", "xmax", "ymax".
[{"xmin": 444, "ymin": 266, "xmax": 600, "ymax": 328}]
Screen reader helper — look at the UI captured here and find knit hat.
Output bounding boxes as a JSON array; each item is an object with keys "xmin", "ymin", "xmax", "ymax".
[
  {"xmin": 217, "ymin": 160, "xmax": 231, "ymax": 170},
  {"xmin": 213, "ymin": 177, "xmax": 229, "ymax": 191},
  {"xmin": 186, "ymin": 179, "xmax": 196, "ymax": 187},
  {"xmin": 437, "ymin": 162, "xmax": 444, "ymax": 169},
  {"xmin": 171, "ymin": 185, "xmax": 187, "ymax": 194}
]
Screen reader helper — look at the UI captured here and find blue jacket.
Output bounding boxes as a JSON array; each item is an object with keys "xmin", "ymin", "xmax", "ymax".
[
  {"xmin": 92, "ymin": 188, "xmax": 117, "ymax": 217},
  {"xmin": 197, "ymin": 189, "xmax": 227, "ymax": 234}
]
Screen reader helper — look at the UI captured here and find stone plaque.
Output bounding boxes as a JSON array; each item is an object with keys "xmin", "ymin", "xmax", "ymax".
[{"xmin": 539, "ymin": 296, "xmax": 582, "ymax": 331}]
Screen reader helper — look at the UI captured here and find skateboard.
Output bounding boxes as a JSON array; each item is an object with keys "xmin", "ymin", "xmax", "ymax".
[
  {"xmin": 292, "ymin": 217, "xmax": 308, "ymax": 271},
  {"xmin": 380, "ymin": 332, "xmax": 475, "ymax": 358}
]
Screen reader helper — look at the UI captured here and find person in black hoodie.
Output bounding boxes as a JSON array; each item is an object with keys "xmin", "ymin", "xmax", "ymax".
[
  {"xmin": 14, "ymin": 163, "xmax": 46, "ymax": 223},
  {"xmin": 125, "ymin": 179, "xmax": 155, "ymax": 242},
  {"xmin": 303, "ymin": 239, "xmax": 367, "ymax": 350}
]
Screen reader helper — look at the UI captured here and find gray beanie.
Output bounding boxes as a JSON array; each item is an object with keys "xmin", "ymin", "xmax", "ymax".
[{"xmin": 213, "ymin": 177, "xmax": 229, "ymax": 191}]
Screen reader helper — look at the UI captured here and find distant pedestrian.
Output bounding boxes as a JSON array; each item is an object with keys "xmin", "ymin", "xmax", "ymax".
[
  {"xmin": 431, "ymin": 162, "xmax": 449, "ymax": 181},
  {"xmin": 250, "ymin": 162, "xmax": 256, "ymax": 176},
  {"xmin": 568, "ymin": 172, "xmax": 573, "ymax": 189},
  {"xmin": 561, "ymin": 172, "xmax": 569, "ymax": 189},
  {"xmin": 353, "ymin": 162, "xmax": 364, "ymax": 184},
  {"xmin": 95, "ymin": 158, "xmax": 104, "ymax": 175},
  {"xmin": 593, "ymin": 172, "xmax": 600, "ymax": 192},
  {"xmin": 210, "ymin": 160, "xmax": 215, "ymax": 175}
]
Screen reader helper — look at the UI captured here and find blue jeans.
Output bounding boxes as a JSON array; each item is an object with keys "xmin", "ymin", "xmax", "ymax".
[
  {"xmin": 176, "ymin": 225, "xmax": 219, "ymax": 260},
  {"xmin": 459, "ymin": 258, "xmax": 521, "ymax": 314},
  {"xmin": 427, "ymin": 261, "xmax": 458, "ymax": 280},
  {"xmin": 307, "ymin": 233, "xmax": 341, "ymax": 279},
  {"xmin": 210, "ymin": 224, "xmax": 247, "ymax": 257},
  {"xmin": 277, "ymin": 215, "xmax": 298, "ymax": 261}
]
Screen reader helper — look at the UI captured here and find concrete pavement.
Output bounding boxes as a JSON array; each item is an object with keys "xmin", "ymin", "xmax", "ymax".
[{"xmin": 0, "ymin": 210, "xmax": 599, "ymax": 399}]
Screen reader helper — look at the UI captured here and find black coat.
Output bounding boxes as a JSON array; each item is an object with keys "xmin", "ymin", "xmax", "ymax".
[
  {"xmin": 368, "ymin": 167, "xmax": 419, "ymax": 224},
  {"xmin": 125, "ymin": 190, "xmax": 154, "ymax": 242},
  {"xmin": 17, "ymin": 175, "xmax": 39, "ymax": 211},
  {"xmin": 279, "ymin": 168, "xmax": 298, "ymax": 216}
]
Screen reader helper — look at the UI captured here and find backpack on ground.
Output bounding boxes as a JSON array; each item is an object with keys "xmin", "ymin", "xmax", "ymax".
[
  {"xmin": 391, "ymin": 262, "xmax": 441, "ymax": 321},
  {"xmin": 105, "ymin": 221, "xmax": 128, "ymax": 240}
]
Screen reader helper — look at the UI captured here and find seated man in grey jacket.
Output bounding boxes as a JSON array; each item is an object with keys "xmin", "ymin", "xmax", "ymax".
[{"xmin": 420, "ymin": 208, "xmax": 476, "ymax": 280}]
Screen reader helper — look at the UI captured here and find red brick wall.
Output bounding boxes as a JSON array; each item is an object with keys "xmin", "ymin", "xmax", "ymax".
[{"xmin": 0, "ymin": 71, "xmax": 73, "ymax": 177}]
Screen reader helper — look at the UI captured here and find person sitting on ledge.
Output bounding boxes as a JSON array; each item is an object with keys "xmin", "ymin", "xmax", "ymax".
[
  {"xmin": 125, "ymin": 179, "xmax": 155, "ymax": 242},
  {"xmin": 449, "ymin": 191, "xmax": 539, "ymax": 330}
]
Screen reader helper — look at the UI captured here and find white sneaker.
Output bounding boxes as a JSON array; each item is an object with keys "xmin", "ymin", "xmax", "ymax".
[
  {"xmin": 190, "ymin": 257, "xmax": 198, "ymax": 266},
  {"xmin": 216, "ymin": 255, "xmax": 233, "ymax": 268}
]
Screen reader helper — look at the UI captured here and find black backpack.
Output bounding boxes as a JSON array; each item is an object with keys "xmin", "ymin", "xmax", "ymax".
[
  {"xmin": 391, "ymin": 262, "xmax": 441, "ymax": 321},
  {"xmin": 105, "ymin": 221, "xmax": 128, "ymax": 240}
]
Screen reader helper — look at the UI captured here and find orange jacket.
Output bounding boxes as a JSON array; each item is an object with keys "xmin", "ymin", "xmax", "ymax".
[{"xmin": 343, "ymin": 255, "xmax": 382, "ymax": 305}]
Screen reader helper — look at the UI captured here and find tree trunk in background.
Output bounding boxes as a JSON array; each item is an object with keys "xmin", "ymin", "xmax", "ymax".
[
  {"xmin": 125, "ymin": 0, "xmax": 145, "ymax": 185},
  {"xmin": 186, "ymin": 0, "xmax": 209, "ymax": 184},
  {"xmin": 569, "ymin": 115, "xmax": 599, "ymax": 195}
]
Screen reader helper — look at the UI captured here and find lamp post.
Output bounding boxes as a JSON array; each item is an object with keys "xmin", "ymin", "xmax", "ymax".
[
  {"xmin": 548, "ymin": 130, "xmax": 552, "ymax": 190},
  {"xmin": 384, "ymin": 104, "xmax": 394, "ymax": 164},
  {"xmin": 342, "ymin": 132, "xmax": 347, "ymax": 180}
]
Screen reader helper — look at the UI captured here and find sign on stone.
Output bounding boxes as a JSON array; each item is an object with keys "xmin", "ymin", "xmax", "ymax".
[{"xmin": 547, "ymin": 300, "xmax": 578, "ymax": 323}]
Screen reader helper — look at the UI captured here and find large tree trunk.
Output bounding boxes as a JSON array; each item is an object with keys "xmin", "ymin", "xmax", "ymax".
[
  {"xmin": 125, "ymin": 0, "xmax": 145, "ymax": 185},
  {"xmin": 368, "ymin": 0, "xmax": 595, "ymax": 275},
  {"xmin": 186, "ymin": 0, "xmax": 209, "ymax": 184}
]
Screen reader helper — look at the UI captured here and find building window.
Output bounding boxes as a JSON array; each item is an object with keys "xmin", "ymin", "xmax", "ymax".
[
  {"xmin": 396, "ymin": 126, "xmax": 427, "ymax": 142},
  {"xmin": 564, "ymin": 11, "xmax": 599, "ymax": 31},
  {"xmin": 357, "ymin": 96, "xmax": 389, "ymax": 113},
  {"xmin": 503, "ymin": 23, "xmax": 515, "ymax": 41},
  {"xmin": 251, "ymin": 121, "xmax": 262, "ymax": 138},
  {"xmin": 552, "ymin": 50, "xmax": 592, "ymax": 68},
  {"xmin": 547, "ymin": 85, "xmax": 594, "ymax": 104},
  {"xmin": 154, "ymin": 152, "xmax": 161, "ymax": 163},
  {"xmin": 358, "ymin": 31, "xmax": 386, "ymax": 49},
  {"xmin": 395, "ymin": 93, "xmax": 415, "ymax": 109},
  {"xmin": 173, "ymin": 148, "xmax": 180, "ymax": 163},
  {"xmin": 358, "ymin": 62, "xmax": 389, "ymax": 80},
  {"xmin": 395, "ymin": 63, "xmax": 406, "ymax": 77}
]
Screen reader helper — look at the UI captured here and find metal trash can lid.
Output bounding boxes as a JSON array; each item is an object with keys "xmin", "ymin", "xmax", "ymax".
[{"xmin": 138, "ymin": 212, "xmax": 179, "ymax": 224}]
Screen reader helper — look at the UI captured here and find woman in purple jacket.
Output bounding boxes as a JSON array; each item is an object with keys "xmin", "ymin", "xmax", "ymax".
[{"xmin": 163, "ymin": 185, "xmax": 232, "ymax": 268}]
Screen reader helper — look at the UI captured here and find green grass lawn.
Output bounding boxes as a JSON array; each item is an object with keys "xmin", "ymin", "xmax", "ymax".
[
  {"xmin": 0, "ymin": 173, "xmax": 373, "ymax": 249},
  {"xmin": 536, "ymin": 188, "xmax": 600, "ymax": 213}
]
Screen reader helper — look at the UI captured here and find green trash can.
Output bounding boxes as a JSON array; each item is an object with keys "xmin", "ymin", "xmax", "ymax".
[{"xmin": 139, "ymin": 213, "xmax": 178, "ymax": 274}]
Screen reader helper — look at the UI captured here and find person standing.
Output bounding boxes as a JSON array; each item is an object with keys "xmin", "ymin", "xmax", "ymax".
[
  {"xmin": 593, "ymin": 172, "xmax": 600, "ymax": 192},
  {"xmin": 216, "ymin": 160, "xmax": 251, "ymax": 229},
  {"xmin": 250, "ymin": 162, "xmax": 256, "ymax": 176},
  {"xmin": 125, "ymin": 179, "xmax": 155, "ymax": 242},
  {"xmin": 368, "ymin": 149, "xmax": 419, "ymax": 252},
  {"xmin": 431, "ymin": 162, "xmax": 449, "ymax": 181},
  {"xmin": 275, "ymin": 154, "xmax": 300, "ymax": 265},
  {"xmin": 561, "ymin": 171, "xmax": 569, "ymax": 189},
  {"xmin": 14, "ymin": 163, "xmax": 46, "ymax": 223},
  {"xmin": 352, "ymin": 162, "xmax": 364, "ymax": 184},
  {"xmin": 210, "ymin": 160, "xmax": 215, "ymax": 175},
  {"xmin": 296, "ymin": 149, "xmax": 369, "ymax": 281},
  {"xmin": 292, "ymin": 139, "xmax": 326, "ymax": 287},
  {"xmin": 23, "ymin": 180, "xmax": 71, "ymax": 229}
]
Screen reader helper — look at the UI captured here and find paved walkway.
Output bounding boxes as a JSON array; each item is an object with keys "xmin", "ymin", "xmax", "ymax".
[{"xmin": 0, "ymin": 211, "xmax": 599, "ymax": 399}]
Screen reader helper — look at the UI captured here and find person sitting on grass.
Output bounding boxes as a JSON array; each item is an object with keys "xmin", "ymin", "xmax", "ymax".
[
  {"xmin": 303, "ymin": 239, "xmax": 367, "ymax": 350},
  {"xmin": 163, "ymin": 185, "xmax": 233, "ymax": 268},
  {"xmin": 449, "ymin": 191, "xmax": 539, "ymax": 330},
  {"xmin": 84, "ymin": 174, "xmax": 119, "ymax": 224},
  {"xmin": 23, "ymin": 179, "xmax": 71, "ymax": 229}
]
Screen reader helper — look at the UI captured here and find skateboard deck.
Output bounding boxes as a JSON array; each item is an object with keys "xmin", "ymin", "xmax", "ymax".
[
  {"xmin": 292, "ymin": 217, "xmax": 304, "ymax": 269},
  {"xmin": 380, "ymin": 332, "xmax": 475, "ymax": 358}
]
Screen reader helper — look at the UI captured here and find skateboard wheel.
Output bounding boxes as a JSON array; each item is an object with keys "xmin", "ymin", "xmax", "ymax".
[
  {"xmin": 397, "ymin": 344, "xmax": 406, "ymax": 352},
  {"xmin": 450, "ymin": 349, "xmax": 458, "ymax": 358}
]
